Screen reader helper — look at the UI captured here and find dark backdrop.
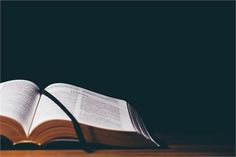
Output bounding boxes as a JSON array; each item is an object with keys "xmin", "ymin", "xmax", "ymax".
[{"xmin": 1, "ymin": 1, "xmax": 235, "ymax": 136}]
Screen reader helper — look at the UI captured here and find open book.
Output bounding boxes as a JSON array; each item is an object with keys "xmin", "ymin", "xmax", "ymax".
[{"xmin": 0, "ymin": 80, "xmax": 160, "ymax": 148}]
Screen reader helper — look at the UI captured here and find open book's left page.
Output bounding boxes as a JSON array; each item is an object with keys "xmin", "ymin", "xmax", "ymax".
[{"xmin": 0, "ymin": 80, "xmax": 41, "ymax": 135}]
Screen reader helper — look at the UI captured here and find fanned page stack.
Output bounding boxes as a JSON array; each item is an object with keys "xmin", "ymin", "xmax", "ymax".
[{"xmin": 0, "ymin": 80, "xmax": 159, "ymax": 148}]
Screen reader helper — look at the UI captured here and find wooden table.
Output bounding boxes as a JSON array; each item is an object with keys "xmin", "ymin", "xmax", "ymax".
[{"xmin": 0, "ymin": 134, "xmax": 234, "ymax": 156}]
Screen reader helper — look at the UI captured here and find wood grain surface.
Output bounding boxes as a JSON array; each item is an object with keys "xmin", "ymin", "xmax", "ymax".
[{"xmin": 0, "ymin": 134, "xmax": 234, "ymax": 157}]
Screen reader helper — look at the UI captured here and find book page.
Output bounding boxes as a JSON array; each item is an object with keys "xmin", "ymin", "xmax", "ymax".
[
  {"xmin": 0, "ymin": 80, "xmax": 41, "ymax": 134},
  {"xmin": 30, "ymin": 83, "xmax": 135, "ymax": 133}
]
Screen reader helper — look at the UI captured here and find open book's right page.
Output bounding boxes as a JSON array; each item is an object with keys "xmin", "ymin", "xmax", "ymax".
[{"xmin": 30, "ymin": 83, "xmax": 135, "ymax": 133}]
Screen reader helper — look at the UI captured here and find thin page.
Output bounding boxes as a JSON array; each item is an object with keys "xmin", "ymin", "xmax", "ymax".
[
  {"xmin": 30, "ymin": 83, "xmax": 135, "ymax": 133},
  {"xmin": 0, "ymin": 80, "xmax": 41, "ymax": 134}
]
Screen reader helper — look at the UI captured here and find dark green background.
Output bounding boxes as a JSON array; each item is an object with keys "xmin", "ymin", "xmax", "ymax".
[{"xmin": 1, "ymin": 1, "xmax": 235, "ymax": 136}]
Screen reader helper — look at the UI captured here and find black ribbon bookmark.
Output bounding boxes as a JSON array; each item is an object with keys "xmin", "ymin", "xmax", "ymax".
[{"xmin": 40, "ymin": 89, "xmax": 92, "ymax": 152}]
